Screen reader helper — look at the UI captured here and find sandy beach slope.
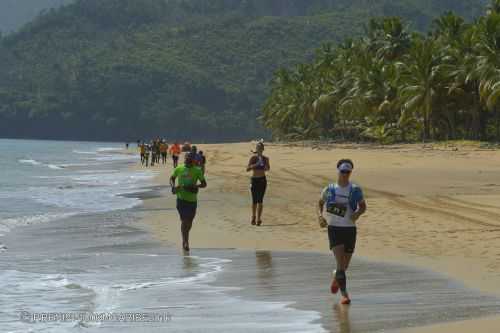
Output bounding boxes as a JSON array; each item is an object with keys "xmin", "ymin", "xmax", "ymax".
[{"xmin": 135, "ymin": 142, "xmax": 500, "ymax": 332}]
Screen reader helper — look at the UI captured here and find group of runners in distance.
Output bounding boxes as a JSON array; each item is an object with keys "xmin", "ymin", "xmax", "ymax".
[
  {"xmin": 147, "ymin": 140, "xmax": 366, "ymax": 305},
  {"xmin": 137, "ymin": 140, "xmax": 206, "ymax": 171}
]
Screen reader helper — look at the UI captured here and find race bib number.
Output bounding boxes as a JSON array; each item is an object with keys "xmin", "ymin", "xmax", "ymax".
[{"xmin": 326, "ymin": 203, "xmax": 347, "ymax": 217}]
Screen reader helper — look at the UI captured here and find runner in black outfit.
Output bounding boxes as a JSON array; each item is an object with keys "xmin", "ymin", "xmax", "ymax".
[{"xmin": 246, "ymin": 142, "xmax": 270, "ymax": 226}]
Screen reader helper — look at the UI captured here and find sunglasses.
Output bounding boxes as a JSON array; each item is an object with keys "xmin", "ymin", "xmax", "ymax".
[{"xmin": 339, "ymin": 170, "xmax": 352, "ymax": 174}]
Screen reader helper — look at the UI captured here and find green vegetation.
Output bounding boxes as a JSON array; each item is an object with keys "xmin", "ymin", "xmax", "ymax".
[
  {"xmin": 263, "ymin": 1, "xmax": 500, "ymax": 143},
  {"xmin": 0, "ymin": 0, "xmax": 489, "ymax": 141}
]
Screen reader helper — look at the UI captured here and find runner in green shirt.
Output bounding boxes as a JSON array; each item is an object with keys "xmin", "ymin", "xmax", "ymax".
[{"xmin": 170, "ymin": 153, "xmax": 207, "ymax": 252}]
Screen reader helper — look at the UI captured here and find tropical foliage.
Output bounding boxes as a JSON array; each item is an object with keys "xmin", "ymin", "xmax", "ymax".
[
  {"xmin": 0, "ymin": 0, "xmax": 489, "ymax": 141},
  {"xmin": 262, "ymin": 1, "xmax": 500, "ymax": 142}
]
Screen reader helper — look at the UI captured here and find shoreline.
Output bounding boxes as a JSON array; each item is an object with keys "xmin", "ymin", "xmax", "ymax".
[{"xmin": 133, "ymin": 142, "xmax": 500, "ymax": 332}]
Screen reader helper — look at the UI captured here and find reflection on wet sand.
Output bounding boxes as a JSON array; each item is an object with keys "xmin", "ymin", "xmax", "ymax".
[
  {"xmin": 209, "ymin": 250, "xmax": 500, "ymax": 333},
  {"xmin": 255, "ymin": 251, "xmax": 275, "ymax": 291},
  {"xmin": 183, "ymin": 255, "xmax": 198, "ymax": 272},
  {"xmin": 256, "ymin": 251, "xmax": 272, "ymax": 276},
  {"xmin": 333, "ymin": 303, "xmax": 351, "ymax": 333}
]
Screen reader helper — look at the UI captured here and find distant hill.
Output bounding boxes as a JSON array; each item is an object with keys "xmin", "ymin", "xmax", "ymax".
[
  {"xmin": 0, "ymin": 0, "xmax": 72, "ymax": 33},
  {"xmin": 0, "ymin": 0, "xmax": 489, "ymax": 141}
]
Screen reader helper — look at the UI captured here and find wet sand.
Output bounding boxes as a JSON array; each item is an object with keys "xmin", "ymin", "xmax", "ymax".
[
  {"xmin": 136, "ymin": 142, "xmax": 500, "ymax": 332},
  {"xmin": 208, "ymin": 249, "xmax": 500, "ymax": 333}
]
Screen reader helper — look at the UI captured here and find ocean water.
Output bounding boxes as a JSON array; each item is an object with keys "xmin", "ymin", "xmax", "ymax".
[
  {"xmin": 1, "ymin": 139, "xmax": 499, "ymax": 333},
  {"xmin": 0, "ymin": 139, "xmax": 151, "ymax": 237},
  {"xmin": 0, "ymin": 139, "xmax": 324, "ymax": 333}
]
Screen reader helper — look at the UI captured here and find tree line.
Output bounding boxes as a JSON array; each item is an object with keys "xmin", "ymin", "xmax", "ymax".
[
  {"xmin": 262, "ymin": 1, "xmax": 500, "ymax": 142},
  {"xmin": 0, "ymin": 0, "xmax": 489, "ymax": 141}
]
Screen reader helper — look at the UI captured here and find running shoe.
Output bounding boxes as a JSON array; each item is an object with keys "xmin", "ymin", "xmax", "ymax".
[
  {"xmin": 330, "ymin": 270, "xmax": 339, "ymax": 294},
  {"xmin": 340, "ymin": 295, "xmax": 351, "ymax": 305}
]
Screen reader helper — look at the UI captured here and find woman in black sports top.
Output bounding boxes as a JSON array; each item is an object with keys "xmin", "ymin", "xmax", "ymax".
[{"xmin": 246, "ymin": 142, "xmax": 270, "ymax": 226}]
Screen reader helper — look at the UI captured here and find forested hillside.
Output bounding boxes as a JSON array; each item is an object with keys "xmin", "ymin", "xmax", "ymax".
[{"xmin": 0, "ymin": 0, "xmax": 488, "ymax": 141}]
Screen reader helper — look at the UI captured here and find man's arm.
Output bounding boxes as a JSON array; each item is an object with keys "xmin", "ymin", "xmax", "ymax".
[
  {"xmin": 318, "ymin": 199, "xmax": 327, "ymax": 228},
  {"xmin": 352, "ymin": 200, "xmax": 367, "ymax": 222},
  {"xmin": 170, "ymin": 167, "xmax": 179, "ymax": 193},
  {"xmin": 170, "ymin": 175, "xmax": 177, "ymax": 194},
  {"xmin": 198, "ymin": 179, "xmax": 207, "ymax": 189},
  {"xmin": 195, "ymin": 171, "xmax": 207, "ymax": 189},
  {"xmin": 318, "ymin": 199, "xmax": 324, "ymax": 217}
]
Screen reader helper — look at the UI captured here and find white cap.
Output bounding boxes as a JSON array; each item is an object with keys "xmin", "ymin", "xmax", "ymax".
[{"xmin": 338, "ymin": 162, "xmax": 353, "ymax": 172}]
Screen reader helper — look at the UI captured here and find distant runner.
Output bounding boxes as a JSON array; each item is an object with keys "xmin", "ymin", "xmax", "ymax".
[
  {"xmin": 318, "ymin": 159, "xmax": 367, "ymax": 305},
  {"xmin": 190, "ymin": 145, "xmax": 203, "ymax": 167},
  {"xmin": 150, "ymin": 141, "xmax": 157, "ymax": 167},
  {"xmin": 246, "ymin": 142, "xmax": 270, "ymax": 226},
  {"xmin": 155, "ymin": 139, "xmax": 161, "ymax": 164},
  {"xmin": 198, "ymin": 150, "xmax": 207, "ymax": 174},
  {"xmin": 170, "ymin": 142, "xmax": 181, "ymax": 168},
  {"xmin": 170, "ymin": 153, "xmax": 207, "ymax": 252},
  {"xmin": 140, "ymin": 143, "xmax": 146, "ymax": 165},
  {"xmin": 144, "ymin": 144, "xmax": 150, "ymax": 167},
  {"xmin": 160, "ymin": 141, "xmax": 168, "ymax": 165}
]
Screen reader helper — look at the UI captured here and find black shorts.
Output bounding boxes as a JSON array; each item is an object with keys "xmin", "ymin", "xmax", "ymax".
[
  {"xmin": 176, "ymin": 199, "xmax": 197, "ymax": 221},
  {"xmin": 172, "ymin": 155, "xmax": 179, "ymax": 161},
  {"xmin": 251, "ymin": 176, "xmax": 267, "ymax": 204},
  {"xmin": 328, "ymin": 226, "xmax": 357, "ymax": 253}
]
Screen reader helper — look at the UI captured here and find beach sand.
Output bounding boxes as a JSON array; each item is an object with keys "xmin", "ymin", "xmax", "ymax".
[{"xmin": 135, "ymin": 142, "xmax": 500, "ymax": 332}]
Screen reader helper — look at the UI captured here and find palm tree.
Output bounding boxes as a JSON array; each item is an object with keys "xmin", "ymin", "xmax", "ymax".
[
  {"xmin": 487, "ymin": 0, "xmax": 500, "ymax": 15},
  {"xmin": 475, "ymin": 11, "xmax": 500, "ymax": 138},
  {"xmin": 367, "ymin": 17, "xmax": 411, "ymax": 61},
  {"xmin": 399, "ymin": 36, "xmax": 448, "ymax": 141},
  {"xmin": 436, "ymin": 14, "xmax": 479, "ymax": 139},
  {"xmin": 262, "ymin": 2, "xmax": 500, "ymax": 143},
  {"xmin": 434, "ymin": 12, "xmax": 466, "ymax": 42}
]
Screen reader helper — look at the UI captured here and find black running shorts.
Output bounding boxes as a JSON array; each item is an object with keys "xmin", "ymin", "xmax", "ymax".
[
  {"xmin": 251, "ymin": 176, "xmax": 267, "ymax": 204},
  {"xmin": 176, "ymin": 199, "xmax": 197, "ymax": 221},
  {"xmin": 328, "ymin": 226, "xmax": 357, "ymax": 253}
]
